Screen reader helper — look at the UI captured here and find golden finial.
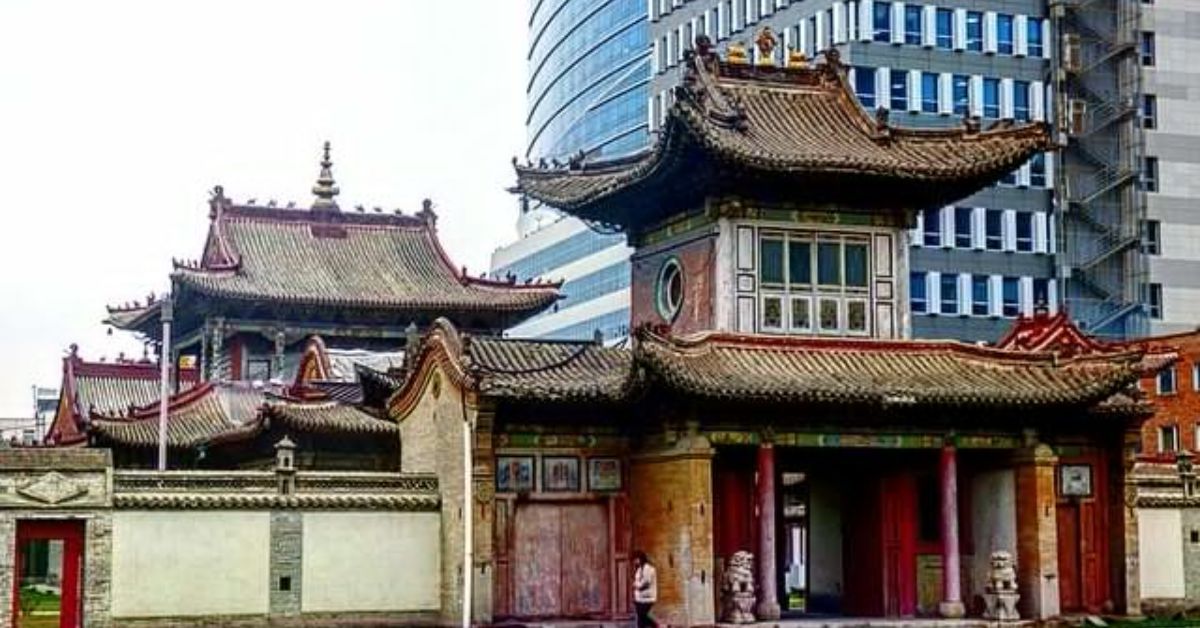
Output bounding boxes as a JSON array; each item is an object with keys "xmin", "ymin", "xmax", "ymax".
[
  {"xmin": 787, "ymin": 47, "xmax": 809, "ymax": 69},
  {"xmin": 755, "ymin": 27, "xmax": 778, "ymax": 66},
  {"xmin": 311, "ymin": 141, "xmax": 340, "ymax": 211},
  {"xmin": 727, "ymin": 41, "xmax": 749, "ymax": 65}
]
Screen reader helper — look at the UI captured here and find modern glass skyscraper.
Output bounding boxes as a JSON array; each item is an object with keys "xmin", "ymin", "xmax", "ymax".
[{"xmin": 490, "ymin": 0, "xmax": 650, "ymax": 342}]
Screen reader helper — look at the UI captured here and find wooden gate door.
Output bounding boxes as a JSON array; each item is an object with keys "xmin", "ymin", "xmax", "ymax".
[
  {"xmin": 12, "ymin": 520, "xmax": 84, "ymax": 628},
  {"xmin": 880, "ymin": 474, "xmax": 918, "ymax": 617},
  {"xmin": 842, "ymin": 476, "xmax": 883, "ymax": 616},
  {"xmin": 508, "ymin": 501, "xmax": 612, "ymax": 620},
  {"xmin": 1056, "ymin": 455, "xmax": 1110, "ymax": 613}
]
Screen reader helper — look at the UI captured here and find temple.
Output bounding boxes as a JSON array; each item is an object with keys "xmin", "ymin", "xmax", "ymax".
[
  {"xmin": 389, "ymin": 35, "xmax": 1174, "ymax": 625},
  {"xmin": 46, "ymin": 143, "xmax": 559, "ymax": 468}
]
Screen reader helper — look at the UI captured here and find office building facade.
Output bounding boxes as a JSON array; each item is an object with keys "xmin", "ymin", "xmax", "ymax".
[{"xmin": 490, "ymin": 0, "xmax": 649, "ymax": 342}]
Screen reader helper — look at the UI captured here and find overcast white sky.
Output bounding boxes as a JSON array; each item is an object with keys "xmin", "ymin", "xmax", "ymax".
[{"xmin": 0, "ymin": 1, "xmax": 529, "ymax": 417}]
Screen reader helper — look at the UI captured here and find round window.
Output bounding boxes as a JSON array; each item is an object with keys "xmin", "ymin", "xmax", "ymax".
[{"xmin": 656, "ymin": 258, "xmax": 685, "ymax": 322}]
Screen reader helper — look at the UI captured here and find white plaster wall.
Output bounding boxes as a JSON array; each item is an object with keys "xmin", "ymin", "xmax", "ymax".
[
  {"xmin": 969, "ymin": 469, "xmax": 1017, "ymax": 605},
  {"xmin": 301, "ymin": 511, "xmax": 441, "ymax": 612},
  {"xmin": 111, "ymin": 510, "xmax": 270, "ymax": 617},
  {"xmin": 1139, "ymin": 508, "xmax": 1187, "ymax": 598},
  {"xmin": 808, "ymin": 475, "xmax": 844, "ymax": 606}
]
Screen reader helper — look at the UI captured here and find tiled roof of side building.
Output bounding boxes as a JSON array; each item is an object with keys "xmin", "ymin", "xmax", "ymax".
[
  {"xmin": 636, "ymin": 329, "xmax": 1148, "ymax": 408},
  {"xmin": 90, "ymin": 382, "xmax": 395, "ymax": 450},
  {"xmin": 513, "ymin": 35, "xmax": 1052, "ymax": 229},
  {"xmin": 46, "ymin": 347, "xmax": 200, "ymax": 445},
  {"xmin": 387, "ymin": 319, "xmax": 636, "ymax": 416}
]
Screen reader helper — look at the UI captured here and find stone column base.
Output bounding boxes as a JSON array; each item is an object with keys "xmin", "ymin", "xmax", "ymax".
[
  {"xmin": 755, "ymin": 600, "xmax": 781, "ymax": 621},
  {"xmin": 938, "ymin": 600, "xmax": 966, "ymax": 618}
]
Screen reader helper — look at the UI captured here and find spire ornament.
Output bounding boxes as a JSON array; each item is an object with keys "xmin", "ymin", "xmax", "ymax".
[{"xmin": 311, "ymin": 141, "xmax": 340, "ymax": 211}]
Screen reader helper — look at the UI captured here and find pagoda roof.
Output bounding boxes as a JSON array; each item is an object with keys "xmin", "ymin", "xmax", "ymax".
[
  {"xmin": 46, "ymin": 346, "xmax": 199, "ymax": 446},
  {"xmin": 107, "ymin": 145, "xmax": 559, "ymax": 334},
  {"xmin": 513, "ymin": 38, "xmax": 1052, "ymax": 230},
  {"xmin": 389, "ymin": 319, "xmax": 1160, "ymax": 419}
]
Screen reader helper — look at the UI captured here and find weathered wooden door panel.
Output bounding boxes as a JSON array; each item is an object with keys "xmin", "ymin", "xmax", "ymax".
[
  {"xmin": 843, "ymin": 476, "xmax": 883, "ymax": 616},
  {"xmin": 513, "ymin": 503, "xmax": 564, "ymax": 617},
  {"xmin": 493, "ymin": 498, "xmax": 513, "ymax": 618},
  {"xmin": 1057, "ymin": 504, "xmax": 1081, "ymax": 612},
  {"xmin": 562, "ymin": 503, "xmax": 610, "ymax": 616},
  {"xmin": 881, "ymin": 474, "xmax": 918, "ymax": 617}
]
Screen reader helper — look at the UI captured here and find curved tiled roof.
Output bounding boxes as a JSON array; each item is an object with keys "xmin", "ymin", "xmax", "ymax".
[
  {"xmin": 514, "ymin": 44, "xmax": 1052, "ymax": 228},
  {"xmin": 637, "ymin": 330, "xmax": 1145, "ymax": 408},
  {"xmin": 91, "ymin": 384, "xmax": 238, "ymax": 448},
  {"xmin": 172, "ymin": 203, "xmax": 559, "ymax": 315},
  {"xmin": 468, "ymin": 336, "xmax": 635, "ymax": 402}
]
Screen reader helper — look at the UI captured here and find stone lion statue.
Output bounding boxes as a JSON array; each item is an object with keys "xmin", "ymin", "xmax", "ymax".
[
  {"xmin": 984, "ymin": 550, "xmax": 1020, "ymax": 621},
  {"xmin": 722, "ymin": 550, "xmax": 756, "ymax": 623}
]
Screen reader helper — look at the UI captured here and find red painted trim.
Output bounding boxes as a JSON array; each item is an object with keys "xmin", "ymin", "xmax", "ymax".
[
  {"xmin": 14, "ymin": 520, "xmax": 85, "ymax": 628},
  {"xmin": 229, "ymin": 338, "xmax": 243, "ymax": 381}
]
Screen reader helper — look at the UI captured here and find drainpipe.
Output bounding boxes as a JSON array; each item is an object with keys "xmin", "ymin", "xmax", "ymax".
[
  {"xmin": 462, "ymin": 394, "xmax": 474, "ymax": 628},
  {"xmin": 157, "ymin": 297, "xmax": 173, "ymax": 471}
]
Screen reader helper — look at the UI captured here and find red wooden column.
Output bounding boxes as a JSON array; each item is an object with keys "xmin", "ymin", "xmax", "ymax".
[
  {"xmin": 939, "ymin": 443, "xmax": 966, "ymax": 618},
  {"xmin": 755, "ymin": 442, "xmax": 781, "ymax": 620}
]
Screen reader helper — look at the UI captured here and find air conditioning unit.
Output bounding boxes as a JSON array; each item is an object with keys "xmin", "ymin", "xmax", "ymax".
[
  {"xmin": 1068, "ymin": 99, "xmax": 1088, "ymax": 134},
  {"xmin": 1063, "ymin": 34, "xmax": 1082, "ymax": 73}
]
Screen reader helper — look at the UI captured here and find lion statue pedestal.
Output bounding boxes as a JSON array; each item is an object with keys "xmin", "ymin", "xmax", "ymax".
[
  {"xmin": 721, "ymin": 551, "xmax": 757, "ymax": 624},
  {"xmin": 983, "ymin": 550, "xmax": 1021, "ymax": 622}
]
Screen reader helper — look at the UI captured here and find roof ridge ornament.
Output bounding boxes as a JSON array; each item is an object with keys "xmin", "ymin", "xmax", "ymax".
[
  {"xmin": 755, "ymin": 27, "xmax": 777, "ymax": 67},
  {"xmin": 311, "ymin": 141, "xmax": 340, "ymax": 211}
]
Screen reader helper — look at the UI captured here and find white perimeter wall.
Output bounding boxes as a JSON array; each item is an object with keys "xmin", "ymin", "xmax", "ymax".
[
  {"xmin": 111, "ymin": 510, "xmax": 271, "ymax": 617},
  {"xmin": 1139, "ymin": 508, "xmax": 1187, "ymax": 598},
  {"xmin": 301, "ymin": 511, "xmax": 441, "ymax": 612}
]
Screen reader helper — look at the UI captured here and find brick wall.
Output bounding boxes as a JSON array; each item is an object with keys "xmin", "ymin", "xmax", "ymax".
[
  {"xmin": 631, "ymin": 235, "xmax": 717, "ymax": 335},
  {"xmin": 629, "ymin": 433, "xmax": 716, "ymax": 626},
  {"xmin": 1140, "ymin": 331, "xmax": 1200, "ymax": 457}
]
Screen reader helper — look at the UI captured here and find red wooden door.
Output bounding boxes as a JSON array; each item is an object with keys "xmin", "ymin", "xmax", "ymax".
[
  {"xmin": 880, "ymin": 474, "xmax": 918, "ymax": 617},
  {"xmin": 12, "ymin": 520, "xmax": 84, "ymax": 628},
  {"xmin": 1056, "ymin": 504, "xmax": 1081, "ymax": 612},
  {"xmin": 509, "ymin": 502, "xmax": 613, "ymax": 620},
  {"xmin": 1056, "ymin": 456, "xmax": 1111, "ymax": 613}
]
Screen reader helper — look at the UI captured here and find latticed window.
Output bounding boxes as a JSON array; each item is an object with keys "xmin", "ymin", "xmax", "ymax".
[{"xmin": 759, "ymin": 231, "xmax": 871, "ymax": 335}]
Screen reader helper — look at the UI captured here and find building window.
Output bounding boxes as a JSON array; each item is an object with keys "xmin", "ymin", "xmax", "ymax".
[
  {"xmin": 1014, "ymin": 80, "xmax": 1030, "ymax": 121},
  {"xmin": 1141, "ymin": 32, "xmax": 1156, "ymax": 66},
  {"xmin": 1142, "ymin": 94, "xmax": 1158, "ymax": 129},
  {"xmin": 954, "ymin": 207, "xmax": 972, "ymax": 248},
  {"xmin": 1194, "ymin": 363, "xmax": 1199, "ymax": 391},
  {"xmin": 1158, "ymin": 368, "xmax": 1178, "ymax": 395},
  {"xmin": 1015, "ymin": 212, "xmax": 1034, "ymax": 252},
  {"xmin": 952, "ymin": 74, "xmax": 970, "ymax": 115},
  {"xmin": 1160, "ymin": 425, "xmax": 1179, "ymax": 453},
  {"xmin": 1027, "ymin": 18, "xmax": 1044, "ymax": 57},
  {"xmin": 1033, "ymin": 277, "xmax": 1050, "ymax": 309},
  {"xmin": 855, "ymin": 67, "xmax": 876, "ymax": 108},
  {"xmin": 656, "ymin": 258, "xmax": 685, "ymax": 321},
  {"xmin": 246, "ymin": 358, "xmax": 272, "ymax": 382},
  {"xmin": 1143, "ymin": 219, "xmax": 1161, "ymax": 255},
  {"xmin": 966, "ymin": 11, "xmax": 983, "ymax": 51},
  {"xmin": 1002, "ymin": 277, "xmax": 1020, "ymax": 317},
  {"xmin": 905, "ymin": 4, "xmax": 922, "ymax": 44},
  {"xmin": 891, "ymin": 68, "xmax": 908, "ymax": 110},
  {"xmin": 923, "ymin": 207, "xmax": 942, "ymax": 246},
  {"xmin": 922, "ymin": 72, "xmax": 939, "ymax": 113},
  {"xmin": 1142, "ymin": 156, "xmax": 1159, "ymax": 192},
  {"xmin": 1147, "ymin": 283, "xmax": 1163, "ymax": 319},
  {"xmin": 972, "ymin": 274, "xmax": 991, "ymax": 316},
  {"xmin": 985, "ymin": 209, "xmax": 1003, "ymax": 250},
  {"xmin": 940, "ymin": 273, "xmax": 959, "ymax": 315},
  {"xmin": 759, "ymin": 231, "xmax": 871, "ymax": 334},
  {"xmin": 936, "ymin": 8, "xmax": 953, "ymax": 49},
  {"xmin": 997, "ymin": 14, "xmax": 1014, "ymax": 54},
  {"xmin": 874, "ymin": 2, "xmax": 892, "ymax": 41},
  {"xmin": 983, "ymin": 77, "xmax": 1000, "ymax": 118},
  {"xmin": 911, "ymin": 271, "xmax": 928, "ymax": 314},
  {"xmin": 1030, "ymin": 153, "xmax": 1047, "ymax": 188}
]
